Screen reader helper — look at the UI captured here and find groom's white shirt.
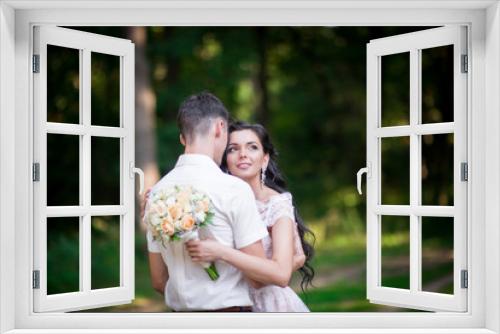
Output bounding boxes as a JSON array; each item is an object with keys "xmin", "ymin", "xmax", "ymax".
[{"xmin": 146, "ymin": 153, "xmax": 269, "ymax": 311}]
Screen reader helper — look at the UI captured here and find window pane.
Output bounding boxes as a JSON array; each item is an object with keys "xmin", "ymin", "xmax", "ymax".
[
  {"xmin": 91, "ymin": 52, "xmax": 120, "ymax": 127},
  {"xmin": 381, "ymin": 215, "xmax": 410, "ymax": 290},
  {"xmin": 381, "ymin": 136, "xmax": 410, "ymax": 205},
  {"xmin": 421, "ymin": 45, "xmax": 454, "ymax": 124},
  {"xmin": 421, "ymin": 217, "xmax": 454, "ymax": 294},
  {"xmin": 91, "ymin": 137, "xmax": 121, "ymax": 205},
  {"xmin": 47, "ymin": 217, "xmax": 80, "ymax": 294},
  {"xmin": 91, "ymin": 216, "xmax": 120, "ymax": 289},
  {"xmin": 47, "ymin": 45, "xmax": 80, "ymax": 124},
  {"xmin": 47, "ymin": 134, "xmax": 80, "ymax": 206},
  {"xmin": 421, "ymin": 134, "xmax": 454, "ymax": 206},
  {"xmin": 381, "ymin": 52, "xmax": 410, "ymax": 127}
]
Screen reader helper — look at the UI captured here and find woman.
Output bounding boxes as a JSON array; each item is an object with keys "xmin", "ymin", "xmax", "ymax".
[{"xmin": 186, "ymin": 121, "xmax": 315, "ymax": 312}]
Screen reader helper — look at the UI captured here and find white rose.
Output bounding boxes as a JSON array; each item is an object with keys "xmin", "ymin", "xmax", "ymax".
[
  {"xmin": 174, "ymin": 220, "xmax": 183, "ymax": 230},
  {"xmin": 151, "ymin": 215, "xmax": 163, "ymax": 227},
  {"xmin": 166, "ymin": 196, "xmax": 176, "ymax": 206},
  {"xmin": 151, "ymin": 201, "xmax": 168, "ymax": 217},
  {"xmin": 195, "ymin": 211, "xmax": 206, "ymax": 223},
  {"xmin": 157, "ymin": 191, "xmax": 166, "ymax": 200}
]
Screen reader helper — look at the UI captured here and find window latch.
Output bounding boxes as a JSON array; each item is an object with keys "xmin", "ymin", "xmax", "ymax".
[
  {"xmin": 129, "ymin": 162, "xmax": 145, "ymax": 195},
  {"xmin": 357, "ymin": 162, "xmax": 371, "ymax": 195}
]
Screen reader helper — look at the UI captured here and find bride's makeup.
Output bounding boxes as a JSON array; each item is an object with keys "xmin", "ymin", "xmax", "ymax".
[{"xmin": 225, "ymin": 130, "xmax": 267, "ymax": 181}]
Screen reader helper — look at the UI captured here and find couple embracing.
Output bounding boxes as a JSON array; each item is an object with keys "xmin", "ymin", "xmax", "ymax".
[{"xmin": 142, "ymin": 92, "xmax": 314, "ymax": 312}]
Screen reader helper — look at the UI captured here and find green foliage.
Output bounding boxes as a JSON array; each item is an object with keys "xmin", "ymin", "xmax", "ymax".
[
  {"xmin": 47, "ymin": 218, "xmax": 80, "ymax": 295},
  {"xmin": 156, "ymin": 120, "xmax": 184, "ymax": 174},
  {"xmin": 70, "ymin": 25, "xmax": 451, "ymax": 234},
  {"xmin": 90, "ymin": 218, "xmax": 121, "ymax": 290},
  {"xmin": 48, "ymin": 26, "xmax": 456, "ymax": 312}
]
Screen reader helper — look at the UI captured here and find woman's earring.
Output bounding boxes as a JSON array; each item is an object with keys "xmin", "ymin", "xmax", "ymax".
[{"xmin": 261, "ymin": 167, "xmax": 267, "ymax": 187}]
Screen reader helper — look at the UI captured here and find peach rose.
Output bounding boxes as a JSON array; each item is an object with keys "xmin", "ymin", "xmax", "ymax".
[
  {"xmin": 163, "ymin": 213, "xmax": 174, "ymax": 224},
  {"xmin": 168, "ymin": 203, "xmax": 183, "ymax": 221},
  {"xmin": 161, "ymin": 218, "xmax": 175, "ymax": 236},
  {"xmin": 177, "ymin": 188, "xmax": 192, "ymax": 207},
  {"xmin": 197, "ymin": 198, "xmax": 210, "ymax": 213},
  {"xmin": 181, "ymin": 214, "xmax": 195, "ymax": 231}
]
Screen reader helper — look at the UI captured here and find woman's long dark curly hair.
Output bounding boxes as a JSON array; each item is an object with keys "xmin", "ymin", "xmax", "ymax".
[{"xmin": 221, "ymin": 120, "xmax": 315, "ymax": 292}]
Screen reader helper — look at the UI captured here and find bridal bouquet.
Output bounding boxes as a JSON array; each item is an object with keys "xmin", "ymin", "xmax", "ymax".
[{"xmin": 144, "ymin": 185, "xmax": 219, "ymax": 280}]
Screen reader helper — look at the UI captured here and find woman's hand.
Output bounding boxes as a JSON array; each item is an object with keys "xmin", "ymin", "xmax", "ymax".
[
  {"xmin": 185, "ymin": 238, "xmax": 224, "ymax": 263},
  {"xmin": 292, "ymin": 253, "xmax": 306, "ymax": 271},
  {"xmin": 140, "ymin": 188, "xmax": 152, "ymax": 221},
  {"xmin": 291, "ymin": 224, "xmax": 306, "ymax": 271}
]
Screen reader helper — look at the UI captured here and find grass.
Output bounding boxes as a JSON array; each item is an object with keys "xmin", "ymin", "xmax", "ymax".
[
  {"xmin": 300, "ymin": 282, "xmax": 377, "ymax": 312},
  {"xmin": 71, "ymin": 229, "xmax": 454, "ymax": 312}
]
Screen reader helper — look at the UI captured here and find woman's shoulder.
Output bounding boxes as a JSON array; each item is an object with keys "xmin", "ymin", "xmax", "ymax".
[
  {"xmin": 269, "ymin": 191, "xmax": 292, "ymax": 203},
  {"xmin": 258, "ymin": 189, "xmax": 292, "ymax": 204},
  {"xmin": 265, "ymin": 191, "xmax": 294, "ymax": 223}
]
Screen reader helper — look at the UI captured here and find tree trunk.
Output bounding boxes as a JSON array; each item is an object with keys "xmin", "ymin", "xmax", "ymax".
[
  {"xmin": 254, "ymin": 27, "xmax": 270, "ymax": 125},
  {"xmin": 126, "ymin": 27, "xmax": 160, "ymax": 225}
]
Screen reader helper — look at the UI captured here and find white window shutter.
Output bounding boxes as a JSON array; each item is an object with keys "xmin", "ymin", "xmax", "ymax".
[
  {"xmin": 33, "ymin": 26, "xmax": 135, "ymax": 312},
  {"xmin": 364, "ymin": 26, "xmax": 467, "ymax": 312}
]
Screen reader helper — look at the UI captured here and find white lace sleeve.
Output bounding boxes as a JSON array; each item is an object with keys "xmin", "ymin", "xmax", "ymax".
[{"xmin": 267, "ymin": 193, "xmax": 295, "ymax": 227}]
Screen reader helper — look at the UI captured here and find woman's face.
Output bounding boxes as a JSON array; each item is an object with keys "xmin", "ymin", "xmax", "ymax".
[{"xmin": 225, "ymin": 129, "xmax": 269, "ymax": 182}]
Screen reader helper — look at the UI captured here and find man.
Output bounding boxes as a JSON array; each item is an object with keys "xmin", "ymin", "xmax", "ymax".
[{"xmin": 144, "ymin": 92, "xmax": 269, "ymax": 312}]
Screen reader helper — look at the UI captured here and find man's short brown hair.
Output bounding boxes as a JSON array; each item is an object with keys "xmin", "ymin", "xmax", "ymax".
[{"xmin": 177, "ymin": 91, "xmax": 229, "ymax": 143}]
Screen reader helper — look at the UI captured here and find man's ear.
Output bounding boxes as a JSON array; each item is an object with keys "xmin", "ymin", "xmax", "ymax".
[
  {"xmin": 214, "ymin": 119, "xmax": 225, "ymax": 138},
  {"xmin": 179, "ymin": 134, "xmax": 186, "ymax": 146}
]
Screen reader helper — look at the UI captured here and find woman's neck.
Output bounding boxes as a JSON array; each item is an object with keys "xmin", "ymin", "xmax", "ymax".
[
  {"xmin": 248, "ymin": 176, "xmax": 268, "ymax": 202},
  {"xmin": 248, "ymin": 177, "xmax": 280, "ymax": 202}
]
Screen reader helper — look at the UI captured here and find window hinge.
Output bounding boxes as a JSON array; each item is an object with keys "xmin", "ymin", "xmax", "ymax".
[
  {"xmin": 33, "ymin": 270, "xmax": 40, "ymax": 289},
  {"xmin": 461, "ymin": 162, "xmax": 468, "ymax": 182},
  {"xmin": 32, "ymin": 54, "xmax": 40, "ymax": 73},
  {"xmin": 461, "ymin": 269, "xmax": 468, "ymax": 289},
  {"xmin": 461, "ymin": 54, "xmax": 468, "ymax": 73},
  {"xmin": 33, "ymin": 163, "xmax": 40, "ymax": 182}
]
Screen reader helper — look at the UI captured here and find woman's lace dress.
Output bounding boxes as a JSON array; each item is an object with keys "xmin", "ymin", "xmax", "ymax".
[{"xmin": 249, "ymin": 192, "xmax": 310, "ymax": 312}]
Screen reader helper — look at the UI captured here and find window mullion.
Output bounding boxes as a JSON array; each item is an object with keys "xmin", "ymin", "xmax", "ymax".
[
  {"xmin": 119, "ymin": 55, "xmax": 125, "ymax": 287},
  {"xmin": 375, "ymin": 54, "xmax": 382, "ymax": 288},
  {"xmin": 121, "ymin": 46, "xmax": 135, "ymax": 294},
  {"xmin": 375, "ymin": 123, "xmax": 454, "ymax": 137},
  {"xmin": 81, "ymin": 48, "xmax": 92, "ymax": 293},
  {"xmin": 409, "ymin": 48, "xmax": 421, "ymax": 293}
]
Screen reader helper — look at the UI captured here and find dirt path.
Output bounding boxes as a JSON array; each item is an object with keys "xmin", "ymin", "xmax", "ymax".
[
  {"xmin": 97, "ymin": 255, "xmax": 454, "ymax": 312},
  {"xmin": 290, "ymin": 255, "xmax": 454, "ymax": 299}
]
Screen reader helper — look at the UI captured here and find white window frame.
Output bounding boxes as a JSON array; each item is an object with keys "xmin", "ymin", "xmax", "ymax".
[
  {"xmin": 0, "ymin": 1, "xmax": 499, "ymax": 334},
  {"xmin": 366, "ymin": 26, "xmax": 468, "ymax": 312},
  {"xmin": 32, "ymin": 26, "xmax": 136, "ymax": 312}
]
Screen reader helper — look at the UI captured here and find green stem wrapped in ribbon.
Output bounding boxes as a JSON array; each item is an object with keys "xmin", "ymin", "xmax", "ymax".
[
  {"xmin": 182, "ymin": 230, "xmax": 219, "ymax": 281},
  {"xmin": 204, "ymin": 263, "xmax": 220, "ymax": 281}
]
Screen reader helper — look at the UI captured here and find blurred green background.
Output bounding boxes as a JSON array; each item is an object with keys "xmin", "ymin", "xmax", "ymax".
[{"xmin": 45, "ymin": 26, "xmax": 455, "ymax": 312}]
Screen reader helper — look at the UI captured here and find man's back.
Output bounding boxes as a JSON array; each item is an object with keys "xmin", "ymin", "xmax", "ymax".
[{"xmin": 146, "ymin": 154, "xmax": 268, "ymax": 311}]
